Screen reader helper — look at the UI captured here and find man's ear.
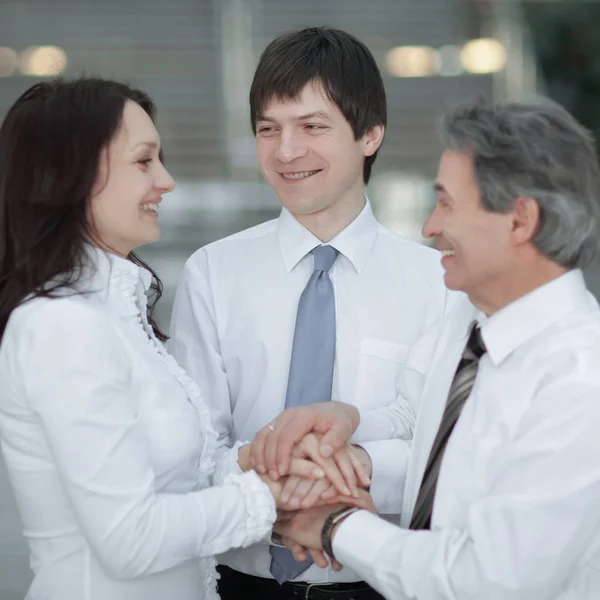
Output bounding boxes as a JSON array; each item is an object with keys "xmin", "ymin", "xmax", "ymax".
[
  {"xmin": 510, "ymin": 196, "xmax": 541, "ymax": 247},
  {"xmin": 362, "ymin": 125, "xmax": 385, "ymax": 157}
]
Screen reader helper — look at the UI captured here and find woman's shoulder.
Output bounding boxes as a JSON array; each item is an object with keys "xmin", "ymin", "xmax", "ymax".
[{"xmin": 6, "ymin": 292, "xmax": 112, "ymax": 341}]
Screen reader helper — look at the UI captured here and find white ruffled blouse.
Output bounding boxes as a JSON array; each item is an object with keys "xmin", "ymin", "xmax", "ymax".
[{"xmin": 0, "ymin": 247, "xmax": 275, "ymax": 600}]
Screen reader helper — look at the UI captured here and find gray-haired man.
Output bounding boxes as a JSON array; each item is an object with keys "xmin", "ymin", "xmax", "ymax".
[{"xmin": 266, "ymin": 97, "xmax": 600, "ymax": 599}]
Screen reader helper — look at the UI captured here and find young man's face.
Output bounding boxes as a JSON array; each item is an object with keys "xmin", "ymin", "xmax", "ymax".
[{"xmin": 255, "ymin": 80, "xmax": 382, "ymax": 220}]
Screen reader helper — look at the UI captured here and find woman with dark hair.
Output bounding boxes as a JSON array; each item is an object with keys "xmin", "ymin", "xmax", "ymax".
[{"xmin": 0, "ymin": 78, "xmax": 352, "ymax": 600}]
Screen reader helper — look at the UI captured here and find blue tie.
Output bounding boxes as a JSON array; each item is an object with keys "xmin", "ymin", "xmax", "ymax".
[{"xmin": 269, "ymin": 245, "xmax": 339, "ymax": 583}]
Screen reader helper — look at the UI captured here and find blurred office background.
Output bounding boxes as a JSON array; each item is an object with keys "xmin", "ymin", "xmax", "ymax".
[{"xmin": 1, "ymin": 0, "xmax": 599, "ymax": 597}]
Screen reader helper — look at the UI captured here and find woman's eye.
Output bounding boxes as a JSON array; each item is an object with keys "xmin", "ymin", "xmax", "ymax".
[{"xmin": 138, "ymin": 158, "xmax": 152, "ymax": 166}]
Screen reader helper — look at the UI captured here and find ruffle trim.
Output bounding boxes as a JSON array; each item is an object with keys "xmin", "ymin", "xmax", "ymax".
[
  {"xmin": 223, "ymin": 471, "xmax": 277, "ymax": 548},
  {"xmin": 107, "ymin": 266, "xmax": 219, "ymax": 484},
  {"xmin": 211, "ymin": 440, "xmax": 246, "ymax": 487}
]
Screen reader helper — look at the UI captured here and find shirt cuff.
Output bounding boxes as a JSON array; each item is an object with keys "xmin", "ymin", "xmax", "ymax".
[
  {"xmin": 212, "ymin": 440, "xmax": 246, "ymax": 486},
  {"xmin": 358, "ymin": 439, "xmax": 409, "ymax": 514},
  {"xmin": 221, "ymin": 471, "xmax": 277, "ymax": 548},
  {"xmin": 332, "ymin": 510, "xmax": 405, "ymax": 584}
]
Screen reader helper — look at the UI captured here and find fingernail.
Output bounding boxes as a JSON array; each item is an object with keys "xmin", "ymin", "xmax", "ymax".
[
  {"xmin": 344, "ymin": 486, "xmax": 351, "ymax": 496},
  {"xmin": 269, "ymin": 470, "xmax": 279, "ymax": 481},
  {"xmin": 320, "ymin": 444, "xmax": 333, "ymax": 457},
  {"xmin": 257, "ymin": 465, "xmax": 266, "ymax": 474},
  {"xmin": 353, "ymin": 488, "xmax": 360, "ymax": 498},
  {"xmin": 281, "ymin": 492, "xmax": 290, "ymax": 504},
  {"xmin": 313, "ymin": 468, "xmax": 325, "ymax": 478},
  {"xmin": 278, "ymin": 464, "xmax": 286, "ymax": 476},
  {"xmin": 290, "ymin": 498, "xmax": 300, "ymax": 509}
]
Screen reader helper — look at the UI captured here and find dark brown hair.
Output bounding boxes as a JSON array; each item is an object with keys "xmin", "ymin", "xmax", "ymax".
[
  {"xmin": 249, "ymin": 26, "xmax": 387, "ymax": 184},
  {"xmin": 0, "ymin": 77, "xmax": 168, "ymax": 341}
]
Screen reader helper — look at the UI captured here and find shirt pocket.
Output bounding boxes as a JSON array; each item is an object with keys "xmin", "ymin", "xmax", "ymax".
[
  {"xmin": 354, "ymin": 338, "xmax": 409, "ymax": 409},
  {"xmin": 399, "ymin": 331, "xmax": 439, "ymax": 414}
]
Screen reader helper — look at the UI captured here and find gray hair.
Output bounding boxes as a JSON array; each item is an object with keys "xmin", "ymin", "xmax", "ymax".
[{"xmin": 439, "ymin": 97, "xmax": 600, "ymax": 268}]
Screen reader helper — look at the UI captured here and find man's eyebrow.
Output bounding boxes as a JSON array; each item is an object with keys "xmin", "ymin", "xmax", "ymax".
[
  {"xmin": 293, "ymin": 111, "xmax": 332, "ymax": 122},
  {"xmin": 256, "ymin": 111, "xmax": 332, "ymax": 123},
  {"xmin": 434, "ymin": 182, "xmax": 454, "ymax": 201}
]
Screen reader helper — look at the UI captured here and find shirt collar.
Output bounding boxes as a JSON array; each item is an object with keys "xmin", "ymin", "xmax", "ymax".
[
  {"xmin": 82, "ymin": 245, "xmax": 153, "ymax": 293},
  {"xmin": 480, "ymin": 269, "xmax": 594, "ymax": 366},
  {"xmin": 277, "ymin": 198, "xmax": 379, "ymax": 273}
]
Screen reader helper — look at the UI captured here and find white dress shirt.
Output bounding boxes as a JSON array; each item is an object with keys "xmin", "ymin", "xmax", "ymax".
[
  {"xmin": 169, "ymin": 201, "xmax": 453, "ymax": 582},
  {"xmin": 334, "ymin": 269, "xmax": 600, "ymax": 600},
  {"xmin": 0, "ymin": 248, "xmax": 275, "ymax": 600}
]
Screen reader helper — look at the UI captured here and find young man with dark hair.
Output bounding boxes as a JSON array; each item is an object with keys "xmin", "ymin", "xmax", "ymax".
[{"xmin": 169, "ymin": 26, "xmax": 452, "ymax": 600}]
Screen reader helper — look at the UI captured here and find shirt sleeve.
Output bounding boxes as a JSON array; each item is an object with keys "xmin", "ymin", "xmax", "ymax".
[
  {"xmin": 17, "ymin": 301, "xmax": 276, "ymax": 581},
  {"xmin": 168, "ymin": 251, "xmax": 234, "ymax": 452},
  {"xmin": 334, "ymin": 376, "xmax": 600, "ymax": 600},
  {"xmin": 357, "ymin": 439, "xmax": 409, "ymax": 514},
  {"xmin": 352, "ymin": 394, "xmax": 415, "ymax": 442}
]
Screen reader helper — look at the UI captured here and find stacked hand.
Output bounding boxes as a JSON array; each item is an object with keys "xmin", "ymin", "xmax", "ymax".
[{"xmin": 246, "ymin": 402, "xmax": 376, "ymax": 568}]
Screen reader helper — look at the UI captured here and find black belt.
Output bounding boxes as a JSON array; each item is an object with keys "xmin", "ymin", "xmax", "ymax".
[{"xmin": 217, "ymin": 565, "xmax": 382, "ymax": 599}]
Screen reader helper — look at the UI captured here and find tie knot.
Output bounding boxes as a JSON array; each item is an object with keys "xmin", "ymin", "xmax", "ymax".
[
  {"xmin": 311, "ymin": 245, "xmax": 338, "ymax": 273},
  {"xmin": 464, "ymin": 324, "xmax": 486, "ymax": 360}
]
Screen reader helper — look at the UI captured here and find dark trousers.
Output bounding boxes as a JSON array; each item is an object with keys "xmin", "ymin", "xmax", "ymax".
[{"xmin": 217, "ymin": 565, "xmax": 385, "ymax": 600}]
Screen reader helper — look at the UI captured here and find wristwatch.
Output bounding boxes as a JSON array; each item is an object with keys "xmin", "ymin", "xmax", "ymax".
[{"xmin": 321, "ymin": 506, "xmax": 360, "ymax": 560}]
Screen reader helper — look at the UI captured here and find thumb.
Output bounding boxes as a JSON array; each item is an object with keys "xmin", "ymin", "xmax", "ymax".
[{"xmin": 319, "ymin": 420, "xmax": 352, "ymax": 458}]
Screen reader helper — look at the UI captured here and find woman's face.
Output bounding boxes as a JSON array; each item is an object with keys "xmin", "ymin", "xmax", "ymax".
[{"xmin": 89, "ymin": 100, "xmax": 175, "ymax": 256}]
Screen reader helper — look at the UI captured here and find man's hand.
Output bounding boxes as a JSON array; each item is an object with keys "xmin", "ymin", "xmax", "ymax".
[
  {"xmin": 250, "ymin": 402, "xmax": 360, "ymax": 480},
  {"xmin": 274, "ymin": 490, "xmax": 376, "ymax": 555}
]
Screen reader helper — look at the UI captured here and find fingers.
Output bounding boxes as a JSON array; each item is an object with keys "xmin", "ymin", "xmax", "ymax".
[
  {"xmin": 295, "ymin": 435, "xmax": 352, "ymax": 496},
  {"xmin": 349, "ymin": 446, "xmax": 372, "ymax": 488},
  {"xmin": 251, "ymin": 412, "xmax": 298, "ymax": 478},
  {"xmin": 286, "ymin": 478, "xmax": 314, "ymax": 509},
  {"xmin": 282, "ymin": 477, "xmax": 335, "ymax": 511},
  {"xmin": 320, "ymin": 484, "xmax": 337, "ymax": 500},
  {"xmin": 287, "ymin": 457, "xmax": 326, "ymax": 480},
  {"xmin": 308, "ymin": 548, "xmax": 330, "ymax": 569},
  {"xmin": 249, "ymin": 426, "xmax": 270, "ymax": 475},
  {"xmin": 281, "ymin": 538, "xmax": 331, "ymax": 569},
  {"xmin": 271, "ymin": 412, "xmax": 317, "ymax": 477},
  {"xmin": 280, "ymin": 476, "xmax": 302, "ymax": 507},
  {"xmin": 264, "ymin": 423, "xmax": 282, "ymax": 481},
  {"xmin": 300, "ymin": 478, "xmax": 334, "ymax": 509},
  {"xmin": 333, "ymin": 449, "xmax": 359, "ymax": 498},
  {"xmin": 283, "ymin": 536, "xmax": 308, "ymax": 563},
  {"xmin": 324, "ymin": 489, "xmax": 376, "ymax": 512},
  {"xmin": 317, "ymin": 404, "xmax": 358, "ymax": 457}
]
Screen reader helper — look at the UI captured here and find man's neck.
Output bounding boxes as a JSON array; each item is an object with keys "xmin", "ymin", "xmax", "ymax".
[
  {"xmin": 471, "ymin": 257, "xmax": 569, "ymax": 317},
  {"xmin": 293, "ymin": 195, "xmax": 366, "ymax": 243}
]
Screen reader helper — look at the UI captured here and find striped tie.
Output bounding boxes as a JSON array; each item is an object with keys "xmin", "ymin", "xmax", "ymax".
[{"xmin": 409, "ymin": 323, "xmax": 486, "ymax": 530}]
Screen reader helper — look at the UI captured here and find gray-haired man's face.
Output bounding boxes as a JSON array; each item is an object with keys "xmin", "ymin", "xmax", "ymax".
[{"xmin": 423, "ymin": 150, "xmax": 515, "ymax": 309}]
